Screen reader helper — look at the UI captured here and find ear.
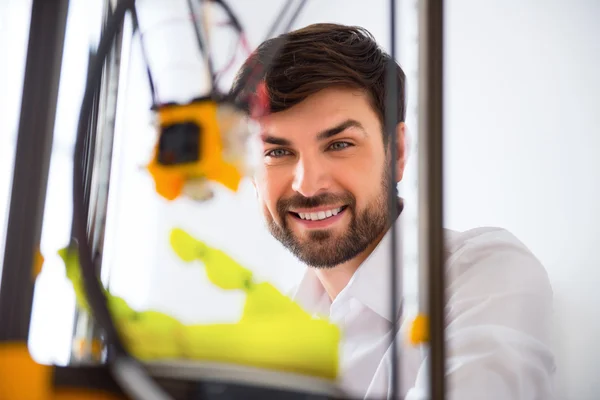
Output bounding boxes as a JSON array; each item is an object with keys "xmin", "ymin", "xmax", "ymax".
[{"xmin": 395, "ymin": 122, "xmax": 407, "ymax": 183}]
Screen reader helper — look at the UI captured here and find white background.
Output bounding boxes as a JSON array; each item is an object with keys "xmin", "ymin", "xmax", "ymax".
[{"xmin": 1, "ymin": 1, "xmax": 599, "ymax": 399}]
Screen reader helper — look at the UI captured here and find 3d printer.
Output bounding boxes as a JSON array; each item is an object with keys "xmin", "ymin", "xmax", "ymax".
[{"xmin": 0, "ymin": 0, "xmax": 446, "ymax": 399}]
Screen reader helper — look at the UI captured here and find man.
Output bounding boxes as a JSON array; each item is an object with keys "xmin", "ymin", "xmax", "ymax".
[{"xmin": 230, "ymin": 23, "xmax": 555, "ymax": 399}]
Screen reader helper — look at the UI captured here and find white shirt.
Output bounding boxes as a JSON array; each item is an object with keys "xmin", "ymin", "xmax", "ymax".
[{"xmin": 292, "ymin": 217, "xmax": 556, "ymax": 399}]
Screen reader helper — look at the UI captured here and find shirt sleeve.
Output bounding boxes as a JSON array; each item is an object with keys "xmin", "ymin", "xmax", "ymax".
[{"xmin": 404, "ymin": 228, "xmax": 556, "ymax": 400}]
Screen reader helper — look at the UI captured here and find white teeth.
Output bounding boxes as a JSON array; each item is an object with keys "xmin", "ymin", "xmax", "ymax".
[{"xmin": 297, "ymin": 207, "xmax": 343, "ymax": 221}]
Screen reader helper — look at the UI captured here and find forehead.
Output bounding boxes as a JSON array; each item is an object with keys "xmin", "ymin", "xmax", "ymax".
[{"xmin": 258, "ymin": 87, "xmax": 380, "ymax": 138}]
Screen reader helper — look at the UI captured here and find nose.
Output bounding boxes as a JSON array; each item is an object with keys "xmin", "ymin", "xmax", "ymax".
[{"xmin": 291, "ymin": 156, "xmax": 330, "ymax": 197}]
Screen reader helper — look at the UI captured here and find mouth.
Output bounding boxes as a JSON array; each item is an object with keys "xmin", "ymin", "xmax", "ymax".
[{"xmin": 288, "ymin": 205, "xmax": 348, "ymax": 228}]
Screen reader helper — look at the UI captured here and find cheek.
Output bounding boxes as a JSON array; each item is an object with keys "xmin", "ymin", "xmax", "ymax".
[
  {"xmin": 255, "ymin": 168, "xmax": 287, "ymax": 213},
  {"xmin": 335, "ymin": 154, "xmax": 386, "ymax": 203}
]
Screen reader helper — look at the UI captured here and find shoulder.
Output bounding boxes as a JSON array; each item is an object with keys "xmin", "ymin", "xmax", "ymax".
[
  {"xmin": 444, "ymin": 226, "xmax": 551, "ymax": 292},
  {"xmin": 444, "ymin": 226, "xmax": 538, "ymax": 260},
  {"xmin": 442, "ymin": 226, "xmax": 554, "ymax": 344}
]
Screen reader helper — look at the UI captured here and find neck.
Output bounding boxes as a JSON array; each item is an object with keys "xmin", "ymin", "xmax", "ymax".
[{"xmin": 315, "ymin": 198, "xmax": 403, "ymax": 301}]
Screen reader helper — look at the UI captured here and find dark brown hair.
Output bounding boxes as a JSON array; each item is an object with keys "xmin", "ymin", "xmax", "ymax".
[{"xmin": 230, "ymin": 23, "xmax": 407, "ymax": 136}]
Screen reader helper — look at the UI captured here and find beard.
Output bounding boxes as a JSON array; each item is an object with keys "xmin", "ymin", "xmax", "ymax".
[{"xmin": 265, "ymin": 163, "xmax": 396, "ymax": 269}]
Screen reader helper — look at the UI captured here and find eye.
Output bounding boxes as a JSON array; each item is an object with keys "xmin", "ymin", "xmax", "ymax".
[
  {"xmin": 328, "ymin": 141, "xmax": 353, "ymax": 151},
  {"xmin": 265, "ymin": 148, "xmax": 291, "ymax": 158}
]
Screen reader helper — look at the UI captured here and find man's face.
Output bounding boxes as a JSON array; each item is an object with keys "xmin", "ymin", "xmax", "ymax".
[{"xmin": 253, "ymin": 87, "xmax": 404, "ymax": 268}]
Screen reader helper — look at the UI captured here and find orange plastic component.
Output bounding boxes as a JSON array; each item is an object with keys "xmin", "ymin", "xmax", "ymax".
[
  {"xmin": 73, "ymin": 338, "xmax": 104, "ymax": 362},
  {"xmin": 0, "ymin": 342, "xmax": 125, "ymax": 399},
  {"xmin": 409, "ymin": 313, "xmax": 429, "ymax": 345},
  {"xmin": 0, "ymin": 342, "xmax": 51, "ymax": 400},
  {"xmin": 147, "ymin": 99, "xmax": 243, "ymax": 201},
  {"xmin": 32, "ymin": 247, "xmax": 45, "ymax": 279}
]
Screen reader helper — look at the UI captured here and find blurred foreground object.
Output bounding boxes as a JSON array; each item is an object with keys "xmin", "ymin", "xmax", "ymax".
[
  {"xmin": 147, "ymin": 97, "xmax": 259, "ymax": 202},
  {"xmin": 57, "ymin": 227, "xmax": 340, "ymax": 380}
]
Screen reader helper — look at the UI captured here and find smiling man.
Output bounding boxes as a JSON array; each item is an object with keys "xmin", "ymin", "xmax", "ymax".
[
  {"xmin": 259, "ymin": 93, "xmax": 394, "ymax": 275},
  {"xmin": 230, "ymin": 23, "xmax": 556, "ymax": 399}
]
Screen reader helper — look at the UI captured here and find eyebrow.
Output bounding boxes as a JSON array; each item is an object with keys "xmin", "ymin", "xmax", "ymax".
[
  {"xmin": 261, "ymin": 119, "xmax": 366, "ymax": 146},
  {"xmin": 261, "ymin": 134, "xmax": 291, "ymax": 146},
  {"xmin": 316, "ymin": 119, "xmax": 367, "ymax": 141}
]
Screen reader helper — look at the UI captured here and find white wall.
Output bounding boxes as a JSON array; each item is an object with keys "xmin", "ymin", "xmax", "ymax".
[
  {"xmin": 1, "ymin": 1, "xmax": 598, "ymax": 399},
  {"xmin": 444, "ymin": 1, "xmax": 600, "ymax": 399}
]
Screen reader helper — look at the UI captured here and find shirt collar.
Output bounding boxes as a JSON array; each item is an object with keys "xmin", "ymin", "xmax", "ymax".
[{"xmin": 292, "ymin": 211, "xmax": 404, "ymax": 322}]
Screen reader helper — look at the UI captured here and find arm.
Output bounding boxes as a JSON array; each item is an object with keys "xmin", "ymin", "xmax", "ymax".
[{"xmin": 406, "ymin": 228, "xmax": 556, "ymax": 399}]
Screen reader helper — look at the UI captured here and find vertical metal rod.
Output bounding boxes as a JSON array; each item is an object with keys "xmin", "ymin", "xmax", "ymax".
[
  {"xmin": 0, "ymin": 0, "xmax": 70, "ymax": 341},
  {"xmin": 386, "ymin": 1, "xmax": 400, "ymax": 398},
  {"xmin": 69, "ymin": 0, "xmax": 108, "ymax": 365},
  {"xmin": 418, "ymin": 0, "xmax": 446, "ymax": 398},
  {"xmin": 70, "ymin": 0, "xmax": 126, "ymax": 364},
  {"xmin": 90, "ymin": 4, "xmax": 125, "ymax": 312},
  {"xmin": 69, "ymin": 45, "xmax": 103, "ymax": 367}
]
